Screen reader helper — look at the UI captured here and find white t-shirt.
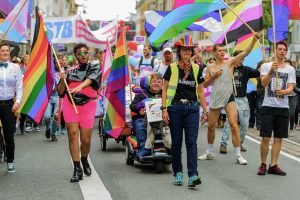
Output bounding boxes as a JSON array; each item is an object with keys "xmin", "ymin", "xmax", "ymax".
[
  {"xmin": 153, "ymin": 62, "xmax": 169, "ymax": 77},
  {"xmin": 135, "ymin": 56, "xmax": 159, "ymax": 76},
  {"xmin": 261, "ymin": 62, "xmax": 296, "ymax": 108}
]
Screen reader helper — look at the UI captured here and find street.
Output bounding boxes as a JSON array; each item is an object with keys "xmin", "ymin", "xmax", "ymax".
[{"xmin": 1, "ymin": 122, "xmax": 300, "ymax": 200}]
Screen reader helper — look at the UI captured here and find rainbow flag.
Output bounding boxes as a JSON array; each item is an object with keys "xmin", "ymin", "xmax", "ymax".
[
  {"xmin": 211, "ymin": 0, "xmax": 263, "ymax": 44},
  {"xmin": 104, "ymin": 29, "xmax": 129, "ymax": 138},
  {"xmin": 18, "ymin": 7, "xmax": 55, "ymax": 124},
  {"xmin": 148, "ymin": 0, "xmax": 226, "ymax": 49},
  {"xmin": 0, "ymin": 0, "xmax": 29, "ymax": 42}
]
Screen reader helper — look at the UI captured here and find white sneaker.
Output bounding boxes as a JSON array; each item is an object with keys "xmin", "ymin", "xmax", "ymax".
[
  {"xmin": 289, "ymin": 130, "xmax": 295, "ymax": 137},
  {"xmin": 7, "ymin": 162, "xmax": 15, "ymax": 173},
  {"xmin": 198, "ymin": 151, "xmax": 215, "ymax": 160},
  {"xmin": 236, "ymin": 155, "xmax": 247, "ymax": 165}
]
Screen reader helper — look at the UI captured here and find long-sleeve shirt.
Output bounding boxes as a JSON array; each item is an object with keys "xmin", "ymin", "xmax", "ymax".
[{"xmin": 0, "ymin": 61, "xmax": 23, "ymax": 104}]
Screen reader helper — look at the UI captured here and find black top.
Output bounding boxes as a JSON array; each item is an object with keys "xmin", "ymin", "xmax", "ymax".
[
  {"xmin": 66, "ymin": 63, "xmax": 101, "ymax": 90},
  {"xmin": 233, "ymin": 65, "xmax": 260, "ymax": 97},
  {"xmin": 163, "ymin": 65, "xmax": 204, "ymax": 102}
]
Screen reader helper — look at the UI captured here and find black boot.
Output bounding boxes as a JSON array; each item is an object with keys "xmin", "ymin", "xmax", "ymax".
[
  {"xmin": 81, "ymin": 156, "xmax": 92, "ymax": 176},
  {"xmin": 70, "ymin": 161, "xmax": 83, "ymax": 183}
]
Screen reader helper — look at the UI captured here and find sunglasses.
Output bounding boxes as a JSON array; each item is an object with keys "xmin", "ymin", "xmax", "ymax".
[
  {"xmin": 76, "ymin": 51, "xmax": 88, "ymax": 56},
  {"xmin": 181, "ymin": 48, "xmax": 192, "ymax": 52}
]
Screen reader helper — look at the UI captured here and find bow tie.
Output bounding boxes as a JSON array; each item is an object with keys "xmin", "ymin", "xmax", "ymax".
[{"xmin": 0, "ymin": 62, "xmax": 8, "ymax": 68}]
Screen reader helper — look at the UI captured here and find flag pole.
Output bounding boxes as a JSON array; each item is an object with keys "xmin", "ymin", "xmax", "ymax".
[
  {"xmin": 271, "ymin": 0, "xmax": 279, "ymax": 92},
  {"xmin": 0, "ymin": 0, "xmax": 29, "ymax": 43},
  {"xmin": 51, "ymin": 44, "xmax": 79, "ymax": 114},
  {"xmin": 218, "ymin": 9, "xmax": 237, "ymax": 96},
  {"xmin": 123, "ymin": 25, "xmax": 133, "ymax": 102},
  {"xmin": 221, "ymin": 0, "xmax": 264, "ymax": 53}
]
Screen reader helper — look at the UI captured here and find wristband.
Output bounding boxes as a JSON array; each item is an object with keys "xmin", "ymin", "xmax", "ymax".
[{"xmin": 161, "ymin": 106, "xmax": 166, "ymax": 111}]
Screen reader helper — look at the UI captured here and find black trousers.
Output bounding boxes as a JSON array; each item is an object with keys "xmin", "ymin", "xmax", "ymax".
[{"xmin": 0, "ymin": 101, "xmax": 16, "ymax": 163}]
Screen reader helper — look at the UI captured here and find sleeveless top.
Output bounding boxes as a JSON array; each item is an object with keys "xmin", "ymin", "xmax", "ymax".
[{"xmin": 209, "ymin": 65, "xmax": 233, "ymax": 109}]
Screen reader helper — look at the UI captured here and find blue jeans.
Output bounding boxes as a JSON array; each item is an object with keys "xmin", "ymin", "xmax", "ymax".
[
  {"xmin": 256, "ymin": 95, "xmax": 264, "ymax": 129},
  {"xmin": 168, "ymin": 102, "xmax": 200, "ymax": 177},
  {"xmin": 221, "ymin": 97, "xmax": 250, "ymax": 146},
  {"xmin": 133, "ymin": 118, "xmax": 147, "ymax": 157},
  {"xmin": 44, "ymin": 95, "xmax": 59, "ymax": 136}
]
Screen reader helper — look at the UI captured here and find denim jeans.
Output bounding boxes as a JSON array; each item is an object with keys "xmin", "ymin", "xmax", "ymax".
[
  {"xmin": 44, "ymin": 94, "xmax": 59, "ymax": 136},
  {"xmin": 256, "ymin": 95, "xmax": 264, "ymax": 129},
  {"xmin": 133, "ymin": 118, "xmax": 147, "ymax": 157},
  {"xmin": 221, "ymin": 97, "xmax": 250, "ymax": 146},
  {"xmin": 168, "ymin": 101, "xmax": 200, "ymax": 177}
]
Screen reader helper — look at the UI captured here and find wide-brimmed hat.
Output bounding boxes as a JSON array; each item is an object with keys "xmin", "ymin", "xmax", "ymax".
[{"xmin": 174, "ymin": 35, "xmax": 195, "ymax": 48}]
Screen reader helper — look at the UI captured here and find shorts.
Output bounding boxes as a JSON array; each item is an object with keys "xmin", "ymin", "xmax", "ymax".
[
  {"xmin": 227, "ymin": 94, "xmax": 235, "ymax": 104},
  {"xmin": 260, "ymin": 107, "xmax": 289, "ymax": 138}
]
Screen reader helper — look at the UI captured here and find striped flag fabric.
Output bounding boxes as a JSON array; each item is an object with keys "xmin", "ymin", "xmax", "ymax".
[
  {"xmin": 0, "ymin": 0, "xmax": 29, "ymax": 42},
  {"xmin": 144, "ymin": 10, "xmax": 222, "ymax": 36},
  {"xmin": 0, "ymin": 11, "xmax": 7, "ymax": 24},
  {"xmin": 268, "ymin": 0, "xmax": 289, "ymax": 43},
  {"xmin": 18, "ymin": 7, "xmax": 55, "ymax": 123},
  {"xmin": 148, "ymin": 0, "xmax": 226, "ymax": 49},
  {"xmin": 211, "ymin": 0, "xmax": 263, "ymax": 44},
  {"xmin": 288, "ymin": 0, "xmax": 300, "ymax": 20},
  {"xmin": 101, "ymin": 41, "xmax": 112, "ymax": 86},
  {"xmin": 104, "ymin": 29, "xmax": 129, "ymax": 138}
]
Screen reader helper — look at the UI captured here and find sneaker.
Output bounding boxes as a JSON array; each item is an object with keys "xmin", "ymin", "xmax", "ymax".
[
  {"xmin": 25, "ymin": 126, "xmax": 33, "ymax": 132},
  {"xmin": 289, "ymin": 130, "xmax": 295, "ymax": 137},
  {"xmin": 267, "ymin": 165, "xmax": 286, "ymax": 176},
  {"xmin": 45, "ymin": 129, "xmax": 50, "ymax": 139},
  {"xmin": 236, "ymin": 155, "xmax": 247, "ymax": 165},
  {"xmin": 34, "ymin": 126, "xmax": 41, "ymax": 132},
  {"xmin": 51, "ymin": 135, "xmax": 58, "ymax": 142},
  {"xmin": 174, "ymin": 172, "xmax": 183, "ymax": 186},
  {"xmin": 219, "ymin": 144, "xmax": 227, "ymax": 154},
  {"xmin": 257, "ymin": 163, "xmax": 267, "ymax": 175},
  {"xmin": 296, "ymin": 125, "xmax": 300, "ymax": 131},
  {"xmin": 7, "ymin": 162, "xmax": 15, "ymax": 173},
  {"xmin": 198, "ymin": 151, "xmax": 215, "ymax": 160},
  {"xmin": 188, "ymin": 175, "xmax": 201, "ymax": 188},
  {"xmin": 61, "ymin": 128, "xmax": 66, "ymax": 135},
  {"xmin": 241, "ymin": 145, "xmax": 247, "ymax": 152}
]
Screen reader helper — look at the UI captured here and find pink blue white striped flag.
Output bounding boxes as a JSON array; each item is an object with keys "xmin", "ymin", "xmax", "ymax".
[
  {"xmin": 102, "ymin": 41, "xmax": 112, "ymax": 86},
  {"xmin": 0, "ymin": 0, "xmax": 29, "ymax": 42}
]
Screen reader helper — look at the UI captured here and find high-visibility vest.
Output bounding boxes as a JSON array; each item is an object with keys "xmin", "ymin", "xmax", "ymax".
[{"xmin": 166, "ymin": 62, "xmax": 199, "ymax": 107}]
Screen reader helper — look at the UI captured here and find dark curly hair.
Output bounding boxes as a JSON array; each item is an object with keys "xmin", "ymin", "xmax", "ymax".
[{"xmin": 73, "ymin": 43, "xmax": 89, "ymax": 54}]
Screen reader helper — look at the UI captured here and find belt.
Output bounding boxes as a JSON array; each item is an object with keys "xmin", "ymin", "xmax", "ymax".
[
  {"xmin": 0, "ymin": 99, "xmax": 14, "ymax": 105},
  {"xmin": 172, "ymin": 99, "xmax": 197, "ymax": 105}
]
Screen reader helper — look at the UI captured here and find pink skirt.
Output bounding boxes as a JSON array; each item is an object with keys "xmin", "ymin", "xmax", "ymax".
[{"xmin": 63, "ymin": 81, "xmax": 97, "ymax": 128}]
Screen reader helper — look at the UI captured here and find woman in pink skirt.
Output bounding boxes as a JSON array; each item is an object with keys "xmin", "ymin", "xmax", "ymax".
[{"xmin": 57, "ymin": 43, "xmax": 100, "ymax": 183}]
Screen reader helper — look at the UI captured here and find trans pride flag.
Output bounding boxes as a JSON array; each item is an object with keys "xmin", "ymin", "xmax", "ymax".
[
  {"xmin": 104, "ymin": 29, "xmax": 129, "ymax": 138},
  {"xmin": 0, "ymin": 0, "xmax": 30, "ymax": 42},
  {"xmin": 148, "ymin": 0, "xmax": 226, "ymax": 49},
  {"xmin": 18, "ymin": 7, "xmax": 55, "ymax": 123}
]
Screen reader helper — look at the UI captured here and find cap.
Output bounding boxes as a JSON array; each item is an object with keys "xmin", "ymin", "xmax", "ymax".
[{"xmin": 163, "ymin": 47, "xmax": 172, "ymax": 53}]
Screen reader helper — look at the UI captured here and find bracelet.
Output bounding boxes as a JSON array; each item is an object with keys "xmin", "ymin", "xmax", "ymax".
[{"xmin": 161, "ymin": 106, "xmax": 166, "ymax": 111}]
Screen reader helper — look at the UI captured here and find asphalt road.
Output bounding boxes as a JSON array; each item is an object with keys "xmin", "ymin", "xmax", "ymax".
[{"xmin": 1, "ymin": 122, "xmax": 300, "ymax": 200}]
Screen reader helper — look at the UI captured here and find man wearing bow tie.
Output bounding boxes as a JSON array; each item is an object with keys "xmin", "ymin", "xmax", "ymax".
[{"xmin": 0, "ymin": 42, "xmax": 23, "ymax": 173}]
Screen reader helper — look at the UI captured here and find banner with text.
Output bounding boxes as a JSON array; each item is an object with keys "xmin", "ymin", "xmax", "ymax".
[{"xmin": 37, "ymin": 15, "xmax": 118, "ymax": 49}]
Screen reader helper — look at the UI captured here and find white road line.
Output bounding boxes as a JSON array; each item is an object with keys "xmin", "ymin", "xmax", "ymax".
[
  {"xmin": 79, "ymin": 157, "xmax": 113, "ymax": 200},
  {"xmin": 246, "ymin": 135, "xmax": 300, "ymax": 163}
]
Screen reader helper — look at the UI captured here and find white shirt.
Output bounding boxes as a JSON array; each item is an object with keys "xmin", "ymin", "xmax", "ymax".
[
  {"xmin": 135, "ymin": 56, "xmax": 159, "ymax": 76},
  {"xmin": 153, "ymin": 62, "xmax": 169, "ymax": 77},
  {"xmin": 0, "ymin": 61, "xmax": 23, "ymax": 104},
  {"xmin": 261, "ymin": 62, "xmax": 296, "ymax": 108}
]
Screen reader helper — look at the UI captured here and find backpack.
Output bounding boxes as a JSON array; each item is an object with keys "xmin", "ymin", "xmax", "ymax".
[{"xmin": 138, "ymin": 56, "xmax": 155, "ymax": 70}]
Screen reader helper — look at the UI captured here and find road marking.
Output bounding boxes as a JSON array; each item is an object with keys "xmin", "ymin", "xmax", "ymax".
[
  {"xmin": 79, "ymin": 157, "xmax": 113, "ymax": 200},
  {"xmin": 246, "ymin": 135, "xmax": 300, "ymax": 163}
]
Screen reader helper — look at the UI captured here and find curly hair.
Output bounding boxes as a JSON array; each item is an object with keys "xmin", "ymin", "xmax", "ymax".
[{"xmin": 73, "ymin": 43, "xmax": 89, "ymax": 54}]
